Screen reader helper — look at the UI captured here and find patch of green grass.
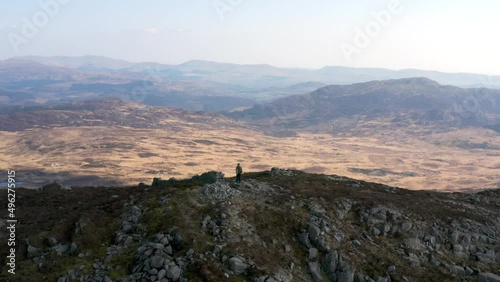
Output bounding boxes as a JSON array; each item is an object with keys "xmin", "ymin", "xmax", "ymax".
[{"xmin": 107, "ymin": 243, "xmax": 138, "ymax": 280}]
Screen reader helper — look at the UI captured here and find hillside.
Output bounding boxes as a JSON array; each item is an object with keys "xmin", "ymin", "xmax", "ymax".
[
  {"xmin": 227, "ymin": 78, "xmax": 500, "ymax": 135},
  {"xmin": 0, "ymin": 97, "xmax": 499, "ymax": 191},
  {"xmin": 0, "ymin": 170, "xmax": 498, "ymax": 281}
]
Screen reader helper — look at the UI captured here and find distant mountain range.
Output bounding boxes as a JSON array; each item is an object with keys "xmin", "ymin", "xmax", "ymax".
[
  {"xmin": 18, "ymin": 55, "xmax": 500, "ymax": 88},
  {"xmin": 1, "ymin": 56, "xmax": 500, "ymax": 112}
]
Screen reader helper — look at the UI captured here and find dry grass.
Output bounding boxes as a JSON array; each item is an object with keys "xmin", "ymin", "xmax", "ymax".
[{"xmin": 0, "ymin": 125, "xmax": 498, "ymax": 191}]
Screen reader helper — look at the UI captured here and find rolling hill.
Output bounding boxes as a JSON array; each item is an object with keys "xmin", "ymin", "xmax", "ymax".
[
  {"xmin": 0, "ymin": 96, "xmax": 499, "ymax": 191},
  {"xmin": 227, "ymin": 78, "xmax": 500, "ymax": 135}
]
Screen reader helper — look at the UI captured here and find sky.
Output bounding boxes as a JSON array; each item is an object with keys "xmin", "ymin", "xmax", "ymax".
[{"xmin": 1, "ymin": 0, "xmax": 499, "ymax": 75}]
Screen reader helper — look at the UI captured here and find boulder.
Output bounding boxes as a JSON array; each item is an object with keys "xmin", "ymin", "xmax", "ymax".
[
  {"xmin": 404, "ymin": 238, "xmax": 423, "ymax": 251},
  {"xmin": 323, "ymin": 251, "xmax": 339, "ymax": 275},
  {"xmin": 308, "ymin": 261, "xmax": 323, "ymax": 282},
  {"xmin": 478, "ymin": 272, "xmax": 500, "ymax": 282},
  {"xmin": 150, "ymin": 255, "xmax": 165, "ymax": 269},
  {"xmin": 229, "ymin": 257, "xmax": 249, "ymax": 274},
  {"xmin": 167, "ymin": 265, "xmax": 181, "ymax": 281},
  {"xmin": 309, "ymin": 224, "xmax": 321, "ymax": 243},
  {"xmin": 148, "ymin": 242, "xmax": 165, "ymax": 250},
  {"xmin": 53, "ymin": 244, "xmax": 70, "ymax": 256},
  {"xmin": 157, "ymin": 269, "xmax": 167, "ymax": 280},
  {"xmin": 308, "ymin": 248, "xmax": 318, "ymax": 260}
]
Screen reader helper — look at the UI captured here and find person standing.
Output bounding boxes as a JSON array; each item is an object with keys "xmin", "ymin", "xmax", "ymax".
[{"xmin": 236, "ymin": 163, "xmax": 243, "ymax": 183}]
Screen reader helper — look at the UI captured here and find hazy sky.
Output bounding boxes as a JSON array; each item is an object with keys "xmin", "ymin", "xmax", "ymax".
[{"xmin": 1, "ymin": 0, "xmax": 499, "ymax": 74}]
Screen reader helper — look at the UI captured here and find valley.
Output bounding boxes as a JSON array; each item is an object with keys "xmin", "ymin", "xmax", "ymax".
[{"xmin": 0, "ymin": 99, "xmax": 498, "ymax": 191}]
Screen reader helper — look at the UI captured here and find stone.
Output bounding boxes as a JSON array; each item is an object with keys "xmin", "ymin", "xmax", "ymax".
[
  {"xmin": 324, "ymin": 251, "xmax": 339, "ymax": 278},
  {"xmin": 465, "ymin": 267, "xmax": 474, "ymax": 275},
  {"xmin": 186, "ymin": 249, "xmax": 195, "ymax": 256},
  {"xmin": 476, "ymin": 253, "xmax": 495, "ymax": 263},
  {"xmin": 449, "ymin": 265, "xmax": 465, "ymax": 276},
  {"xmin": 48, "ymin": 237, "xmax": 58, "ymax": 247},
  {"xmin": 229, "ymin": 257, "xmax": 249, "ymax": 274},
  {"xmin": 57, "ymin": 278, "xmax": 67, "ymax": 282},
  {"xmin": 338, "ymin": 270, "xmax": 354, "ymax": 282},
  {"xmin": 121, "ymin": 223, "xmax": 133, "ymax": 233},
  {"xmin": 478, "ymin": 272, "xmax": 500, "ymax": 282},
  {"xmin": 308, "ymin": 261, "xmax": 323, "ymax": 282},
  {"xmin": 160, "ymin": 237, "xmax": 169, "ymax": 245},
  {"xmin": 424, "ymin": 235, "xmax": 436, "ymax": 245},
  {"xmin": 309, "ymin": 225, "xmax": 321, "ymax": 243},
  {"xmin": 298, "ymin": 232, "xmax": 311, "ymax": 248},
  {"xmin": 387, "ymin": 265, "xmax": 396, "ymax": 273},
  {"xmin": 148, "ymin": 243, "xmax": 165, "ymax": 250},
  {"xmin": 165, "ymin": 245, "xmax": 173, "ymax": 255},
  {"xmin": 69, "ymin": 242, "xmax": 77, "ymax": 255},
  {"xmin": 27, "ymin": 245, "xmax": 40, "ymax": 258},
  {"xmin": 406, "ymin": 254, "xmax": 420, "ymax": 267},
  {"xmin": 150, "ymin": 255, "xmax": 165, "ymax": 269},
  {"xmin": 308, "ymin": 248, "xmax": 318, "ymax": 260},
  {"xmin": 167, "ymin": 265, "xmax": 181, "ymax": 281},
  {"xmin": 401, "ymin": 221, "xmax": 412, "ymax": 231},
  {"xmin": 452, "ymin": 244, "xmax": 464, "ymax": 253},
  {"xmin": 404, "ymin": 238, "xmax": 423, "ymax": 251},
  {"xmin": 157, "ymin": 269, "xmax": 167, "ymax": 280},
  {"xmin": 53, "ymin": 244, "xmax": 70, "ymax": 255}
]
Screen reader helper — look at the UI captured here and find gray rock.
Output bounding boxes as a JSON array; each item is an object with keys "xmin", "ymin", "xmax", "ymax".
[
  {"xmin": 149, "ymin": 268, "xmax": 158, "ymax": 275},
  {"xmin": 229, "ymin": 257, "xmax": 249, "ymax": 274},
  {"xmin": 121, "ymin": 223, "xmax": 133, "ymax": 233},
  {"xmin": 53, "ymin": 244, "xmax": 70, "ymax": 255},
  {"xmin": 27, "ymin": 245, "xmax": 40, "ymax": 258},
  {"xmin": 404, "ymin": 238, "xmax": 423, "ymax": 251},
  {"xmin": 453, "ymin": 244, "xmax": 464, "ymax": 253},
  {"xmin": 165, "ymin": 245, "xmax": 173, "ymax": 255},
  {"xmin": 308, "ymin": 261, "xmax": 323, "ymax": 282},
  {"xmin": 477, "ymin": 253, "xmax": 495, "ymax": 263},
  {"xmin": 424, "ymin": 235, "xmax": 436, "ymax": 245},
  {"xmin": 186, "ymin": 249, "xmax": 195, "ymax": 256},
  {"xmin": 478, "ymin": 272, "xmax": 500, "ymax": 282},
  {"xmin": 309, "ymin": 224, "xmax": 321, "ymax": 243},
  {"xmin": 449, "ymin": 265, "xmax": 465, "ymax": 276},
  {"xmin": 167, "ymin": 265, "xmax": 181, "ymax": 281},
  {"xmin": 157, "ymin": 269, "xmax": 167, "ymax": 280},
  {"xmin": 298, "ymin": 232, "xmax": 311, "ymax": 248},
  {"xmin": 338, "ymin": 270, "xmax": 354, "ymax": 282},
  {"xmin": 57, "ymin": 278, "xmax": 67, "ymax": 282},
  {"xmin": 150, "ymin": 255, "xmax": 165, "ymax": 269},
  {"xmin": 387, "ymin": 265, "xmax": 396, "ymax": 273},
  {"xmin": 354, "ymin": 272, "xmax": 366, "ymax": 282},
  {"xmin": 323, "ymin": 251, "xmax": 339, "ymax": 280},
  {"xmin": 401, "ymin": 221, "xmax": 412, "ymax": 231},
  {"xmin": 160, "ymin": 237, "xmax": 169, "ymax": 245},
  {"xmin": 48, "ymin": 237, "xmax": 58, "ymax": 247},
  {"xmin": 406, "ymin": 254, "xmax": 420, "ymax": 267},
  {"xmin": 285, "ymin": 245, "xmax": 291, "ymax": 253},
  {"xmin": 148, "ymin": 243, "xmax": 165, "ymax": 250},
  {"xmin": 308, "ymin": 248, "xmax": 318, "ymax": 260},
  {"xmin": 69, "ymin": 242, "xmax": 78, "ymax": 255},
  {"xmin": 465, "ymin": 267, "xmax": 474, "ymax": 275}
]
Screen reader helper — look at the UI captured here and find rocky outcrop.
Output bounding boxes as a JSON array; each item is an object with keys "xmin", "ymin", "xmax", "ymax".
[{"xmin": 7, "ymin": 169, "xmax": 500, "ymax": 281}]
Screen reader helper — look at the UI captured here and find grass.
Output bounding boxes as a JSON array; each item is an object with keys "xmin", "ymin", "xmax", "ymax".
[{"xmin": 2, "ymin": 125, "xmax": 499, "ymax": 191}]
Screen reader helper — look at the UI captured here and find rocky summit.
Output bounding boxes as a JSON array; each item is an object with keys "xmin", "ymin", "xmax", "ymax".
[{"xmin": 0, "ymin": 169, "xmax": 499, "ymax": 282}]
